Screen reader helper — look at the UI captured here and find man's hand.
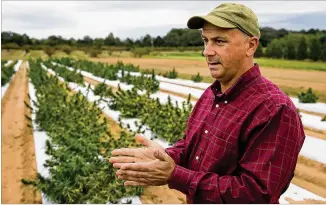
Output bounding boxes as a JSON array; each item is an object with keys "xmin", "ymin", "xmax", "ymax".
[
  {"xmin": 108, "ymin": 134, "xmax": 165, "ymax": 169},
  {"xmin": 116, "ymin": 148, "xmax": 175, "ymax": 187},
  {"xmin": 108, "ymin": 134, "xmax": 175, "ymax": 186}
]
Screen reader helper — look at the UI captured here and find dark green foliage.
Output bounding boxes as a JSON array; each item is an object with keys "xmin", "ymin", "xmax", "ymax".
[
  {"xmin": 23, "ymin": 60, "xmax": 143, "ymax": 203},
  {"xmin": 191, "ymin": 72, "xmax": 203, "ymax": 82},
  {"xmin": 93, "ymin": 82, "xmax": 113, "ymax": 97},
  {"xmin": 1, "ymin": 60, "xmax": 18, "ymax": 86},
  {"xmin": 265, "ymin": 39, "xmax": 283, "ymax": 58},
  {"xmin": 297, "ymin": 37, "xmax": 308, "ymax": 60},
  {"xmin": 163, "ymin": 67, "xmax": 178, "ymax": 79},
  {"xmin": 298, "ymin": 87, "xmax": 319, "ymax": 103},
  {"xmin": 119, "ymin": 70, "xmax": 159, "ymax": 93},
  {"xmin": 55, "ymin": 58, "xmax": 158, "ymax": 93},
  {"xmin": 309, "ymin": 38, "xmax": 322, "ymax": 61},
  {"xmin": 42, "ymin": 59, "xmax": 84, "ymax": 85},
  {"xmin": 255, "ymin": 43, "xmax": 264, "ymax": 58},
  {"xmin": 284, "ymin": 40, "xmax": 296, "ymax": 60}
]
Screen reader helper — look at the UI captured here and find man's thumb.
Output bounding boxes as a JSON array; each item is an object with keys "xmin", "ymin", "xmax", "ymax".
[{"xmin": 154, "ymin": 149, "xmax": 168, "ymax": 161}]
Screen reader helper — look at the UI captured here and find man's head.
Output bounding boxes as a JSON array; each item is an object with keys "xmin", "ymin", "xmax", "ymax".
[{"xmin": 187, "ymin": 3, "xmax": 260, "ymax": 83}]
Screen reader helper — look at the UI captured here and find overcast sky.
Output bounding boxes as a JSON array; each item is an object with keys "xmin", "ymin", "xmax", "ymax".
[{"xmin": 2, "ymin": 1, "xmax": 326, "ymax": 40}]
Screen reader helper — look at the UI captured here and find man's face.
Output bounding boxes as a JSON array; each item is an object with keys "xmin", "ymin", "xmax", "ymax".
[{"xmin": 201, "ymin": 22, "xmax": 248, "ymax": 83}]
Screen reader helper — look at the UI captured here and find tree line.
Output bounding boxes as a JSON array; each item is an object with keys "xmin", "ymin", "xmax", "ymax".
[{"xmin": 2, "ymin": 27, "xmax": 326, "ymax": 61}]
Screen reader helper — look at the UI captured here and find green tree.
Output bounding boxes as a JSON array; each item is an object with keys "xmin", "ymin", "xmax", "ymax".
[
  {"xmin": 309, "ymin": 37, "xmax": 321, "ymax": 61},
  {"xmin": 180, "ymin": 29, "xmax": 202, "ymax": 46},
  {"xmin": 153, "ymin": 36, "xmax": 164, "ymax": 47},
  {"xmin": 82, "ymin": 35, "xmax": 93, "ymax": 46},
  {"xmin": 104, "ymin": 33, "xmax": 116, "ymax": 46},
  {"xmin": 124, "ymin": 38, "xmax": 134, "ymax": 48},
  {"xmin": 255, "ymin": 43, "xmax": 264, "ymax": 58},
  {"xmin": 297, "ymin": 37, "xmax": 308, "ymax": 60},
  {"xmin": 93, "ymin": 38, "xmax": 104, "ymax": 49},
  {"xmin": 68, "ymin": 38, "xmax": 77, "ymax": 46},
  {"xmin": 265, "ymin": 39, "xmax": 283, "ymax": 58},
  {"xmin": 320, "ymin": 47, "xmax": 326, "ymax": 61},
  {"xmin": 284, "ymin": 40, "xmax": 296, "ymax": 60},
  {"xmin": 164, "ymin": 32, "xmax": 180, "ymax": 47},
  {"xmin": 141, "ymin": 34, "xmax": 152, "ymax": 47}
]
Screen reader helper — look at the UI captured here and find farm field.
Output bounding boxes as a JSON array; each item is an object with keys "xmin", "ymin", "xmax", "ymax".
[
  {"xmin": 92, "ymin": 56, "xmax": 326, "ymax": 102},
  {"xmin": 1, "ymin": 56, "xmax": 326, "ymax": 204},
  {"xmin": 3, "ymin": 49, "xmax": 326, "ymax": 103}
]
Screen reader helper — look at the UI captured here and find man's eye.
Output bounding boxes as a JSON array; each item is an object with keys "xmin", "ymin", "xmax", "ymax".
[
  {"xmin": 215, "ymin": 40, "xmax": 224, "ymax": 44},
  {"xmin": 202, "ymin": 39, "xmax": 208, "ymax": 44}
]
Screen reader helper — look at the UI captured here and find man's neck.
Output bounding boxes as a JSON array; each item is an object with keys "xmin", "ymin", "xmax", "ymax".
[{"xmin": 220, "ymin": 61, "xmax": 254, "ymax": 93}]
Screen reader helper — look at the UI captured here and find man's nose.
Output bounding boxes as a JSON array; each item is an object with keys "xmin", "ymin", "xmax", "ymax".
[{"xmin": 203, "ymin": 44, "xmax": 216, "ymax": 57}]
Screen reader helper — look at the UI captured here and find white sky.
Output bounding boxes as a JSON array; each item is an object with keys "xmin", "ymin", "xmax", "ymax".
[{"xmin": 2, "ymin": 1, "xmax": 326, "ymax": 40}]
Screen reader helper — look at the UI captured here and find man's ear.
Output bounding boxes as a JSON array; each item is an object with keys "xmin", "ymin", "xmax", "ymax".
[{"xmin": 247, "ymin": 37, "xmax": 259, "ymax": 57}]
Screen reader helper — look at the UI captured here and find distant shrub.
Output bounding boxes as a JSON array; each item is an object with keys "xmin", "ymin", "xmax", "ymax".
[
  {"xmin": 322, "ymin": 116, "xmax": 326, "ymax": 121},
  {"xmin": 2, "ymin": 43, "xmax": 20, "ymax": 49},
  {"xmin": 22, "ymin": 45, "xmax": 31, "ymax": 54},
  {"xmin": 61, "ymin": 45, "xmax": 72, "ymax": 55},
  {"xmin": 191, "ymin": 72, "xmax": 203, "ymax": 82},
  {"xmin": 131, "ymin": 48, "xmax": 151, "ymax": 58},
  {"xmin": 141, "ymin": 69, "xmax": 155, "ymax": 75},
  {"xmin": 297, "ymin": 88, "xmax": 319, "ymax": 103},
  {"xmin": 43, "ymin": 47, "xmax": 55, "ymax": 57},
  {"xmin": 88, "ymin": 49, "xmax": 101, "ymax": 57},
  {"xmin": 163, "ymin": 67, "xmax": 178, "ymax": 79}
]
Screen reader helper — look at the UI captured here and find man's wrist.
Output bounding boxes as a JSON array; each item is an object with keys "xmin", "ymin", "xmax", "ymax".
[{"xmin": 167, "ymin": 165, "xmax": 195, "ymax": 195}]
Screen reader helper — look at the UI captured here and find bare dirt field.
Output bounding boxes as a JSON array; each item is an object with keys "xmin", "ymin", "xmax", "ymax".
[{"xmin": 1, "ymin": 62, "xmax": 42, "ymax": 203}]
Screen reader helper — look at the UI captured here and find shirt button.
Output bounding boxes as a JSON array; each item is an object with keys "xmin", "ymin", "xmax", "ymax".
[
  {"xmin": 205, "ymin": 130, "xmax": 208, "ymax": 134},
  {"xmin": 196, "ymin": 156, "xmax": 199, "ymax": 160},
  {"xmin": 224, "ymin": 100, "xmax": 228, "ymax": 104},
  {"xmin": 216, "ymin": 104, "xmax": 219, "ymax": 108}
]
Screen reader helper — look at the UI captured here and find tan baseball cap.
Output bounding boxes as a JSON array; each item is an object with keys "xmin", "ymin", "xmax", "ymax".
[{"xmin": 187, "ymin": 3, "xmax": 260, "ymax": 37}]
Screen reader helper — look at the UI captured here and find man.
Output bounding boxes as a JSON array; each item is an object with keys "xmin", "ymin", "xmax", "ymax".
[{"xmin": 109, "ymin": 3, "xmax": 305, "ymax": 203}]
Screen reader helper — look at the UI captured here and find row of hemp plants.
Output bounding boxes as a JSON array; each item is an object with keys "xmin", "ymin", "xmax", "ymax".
[{"xmin": 22, "ymin": 60, "xmax": 143, "ymax": 204}]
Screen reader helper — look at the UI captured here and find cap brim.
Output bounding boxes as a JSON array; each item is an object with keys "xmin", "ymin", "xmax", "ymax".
[{"xmin": 187, "ymin": 15, "xmax": 237, "ymax": 29}]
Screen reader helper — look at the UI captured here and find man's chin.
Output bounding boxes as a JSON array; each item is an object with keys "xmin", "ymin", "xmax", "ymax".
[{"xmin": 209, "ymin": 70, "xmax": 223, "ymax": 80}]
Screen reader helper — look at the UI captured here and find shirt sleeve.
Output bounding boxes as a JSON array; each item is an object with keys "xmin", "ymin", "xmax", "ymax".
[
  {"xmin": 167, "ymin": 104, "xmax": 305, "ymax": 203},
  {"xmin": 165, "ymin": 137, "xmax": 186, "ymax": 166}
]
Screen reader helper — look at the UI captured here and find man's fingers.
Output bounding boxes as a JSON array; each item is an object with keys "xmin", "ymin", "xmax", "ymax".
[
  {"xmin": 124, "ymin": 181, "xmax": 148, "ymax": 187},
  {"xmin": 117, "ymin": 175, "xmax": 150, "ymax": 184},
  {"xmin": 113, "ymin": 163, "xmax": 133, "ymax": 169},
  {"xmin": 135, "ymin": 134, "xmax": 152, "ymax": 147},
  {"xmin": 117, "ymin": 169, "xmax": 149, "ymax": 178},
  {"xmin": 109, "ymin": 156, "xmax": 137, "ymax": 164},
  {"xmin": 121, "ymin": 162, "xmax": 151, "ymax": 172},
  {"xmin": 111, "ymin": 148, "xmax": 136, "ymax": 157}
]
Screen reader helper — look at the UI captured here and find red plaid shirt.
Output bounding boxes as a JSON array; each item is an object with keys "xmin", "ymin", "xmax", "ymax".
[{"xmin": 165, "ymin": 64, "xmax": 305, "ymax": 204}]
